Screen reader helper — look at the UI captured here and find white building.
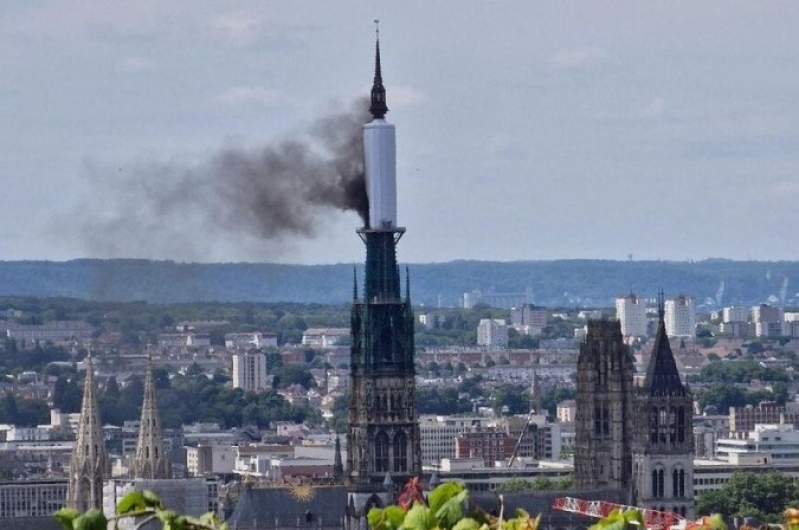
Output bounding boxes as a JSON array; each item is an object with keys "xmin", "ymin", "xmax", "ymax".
[
  {"xmin": 186, "ymin": 444, "xmax": 234, "ymax": 476},
  {"xmin": 232, "ymin": 352, "xmax": 268, "ymax": 392},
  {"xmin": 419, "ymin": 415, "xmax": 486, "ymax": 464},
  {"xmin": 556, "ymin": 400, "xmax": 577, "ymax": 423},
  {"xmin": 225, "ymin": 332, "xmax": 278, "ymax": 349},
  {"xmin": 615, "ymin": 293, "xmax": 647, "ymax": 337},
  {"xmin": 715, "ymin": 424, "xmax": 799, "ymax": 464},
  {"xmin": 665, "ymin": 295, "xmax": 696, "ymax": 338},
  {"xmin": 477, "ymin": 319, "xmax": 508, "ymax": 349},
  {"xmin": 301, "ymin": 328, "xmax": 349, "ymax": 348}
]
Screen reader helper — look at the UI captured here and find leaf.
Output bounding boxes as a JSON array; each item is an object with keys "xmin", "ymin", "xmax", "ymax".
[
  {"xmin": 452, "ymin": 518, "xmax": 481, "ymax": 530},
  {"xmin": 143, "ymin": 489, "xmax": 164, "ymax": 509},
  {"xmin": 429, "ymin": 482, "xmax": 465, "ymax": 513},
  {"xmin": 401, "ymin": 504, "xmax": 434, "ymax": 530},
  {"xmin": 385, "ymin": 505, "xmax": 408, "ymax": 530},
  {"xmin": 435, "ymin": 489, "xmax": 468, "ymax": 529},
  {"xmin": 73, "ymin": 510, "xmax": 108, "ymax": 530},
  {"xmin": 53, "ymin": 508, "xmax": 80, "ymax": 530},
  {"xmin": 116, "ymin": 491, "xmax": 146, "ymax": 514},
  {"xmin": 369, "ymin": 507, "xmax": 387, "ymax": 530}
]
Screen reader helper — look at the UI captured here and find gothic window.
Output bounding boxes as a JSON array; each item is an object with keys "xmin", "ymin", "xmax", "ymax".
[
  {"xmin": 375, "ymin": 432, "xmax": 389, "ymax": 472},
  {"xmin": 651, "ymin": 468, "xmax": 664, "ymax": 498},
  {"xmin": 145, "ymin": 446, "xmax": 150, "ymax": 459},
  {"xmin": 677, "ymin": 407, "xmax": 686, "ymax": 443},
  {"xmin": 602, "ymin": 406, "xmax": 609, "ymax": 436},
  {"xmin": 594, "ymin": 407, "xmax": 601, "ymax": 435},
  {"xmin": 393, "ymin": 431, "xmax": 408, "ymax": 473},
  {"xmin": 669, "ymin": 407, "xmax": 677, "ymax": 443},
  {"xmin": 650, "ymin": 408, "xmax": 659, "ymax": 443},
  {"xmin": 678, "ymin": 469, "xmax": 685, "ymax": 497},
  {"xmin": 680, "ymin": 507, "xmax": 687, "ymax": 517},
  {"xmin": 659, "ymin": 409, "xmax": 668, "ymax": 444},
  {"xmin": 672, "ymin": 469, "xmax": 678, "ymax": 497}
]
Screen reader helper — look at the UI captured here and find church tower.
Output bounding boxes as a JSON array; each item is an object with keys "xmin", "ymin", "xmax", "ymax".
[
  {"xmin": 67, "ymin": 354, "xmax": 108, "ymax": 511},
  {"xmin": 346, "ymin": 28, "xmax": 422, "ymax": 526},
  {"xmin": 131, "ymin": 352, "xmax": 171, "ymax": 479},
  {"xmin": 574, "ymin": 319, "xmax": 635, "ymax": 495},
  {"xmin": 632, "ymin": 294, "xmax": 694, "ymax": 518}
]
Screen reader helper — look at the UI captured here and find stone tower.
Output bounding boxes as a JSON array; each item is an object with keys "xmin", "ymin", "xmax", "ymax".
[
  {"xmin": 574, "ymin": 320, "xmax": 635, "ymax": 495},
  {"xmin": 67, "ymin": 354, "xmax": 108, "ymax": 511},
  {"xmin": 131, "ymin": 353, "xmax": 171, "ymax": 479},
  {"xmin": 632, "ymin": 295, "xmax": 694, "ymax": 518},
  {"xmin": 346, "ymin": 29, "xmax": 421, "ymax": 528}
]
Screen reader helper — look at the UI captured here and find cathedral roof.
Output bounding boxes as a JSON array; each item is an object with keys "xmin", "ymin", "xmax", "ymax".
[
  {"xmin": 642, "ymin": 303, "xmax": 687, "ymax": 396},
  {"xmin": 226, "ymin": 486, "xmax": 348, "ymax": 529}
]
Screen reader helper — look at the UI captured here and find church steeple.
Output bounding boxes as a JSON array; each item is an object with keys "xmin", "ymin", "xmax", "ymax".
[
  {"xmin": 67, "ymin": 352, "xmax": 107, "ymax": 511},
  {"xmin": 369, "ymin": 22, "xmax": 388, "ymax": 120},
  {"xmin": 132, "ymin": 349, "xmax": 171, "ymax": 479},
  {"xmin": 643, "ymin": 291, "xmax": 685, "ymax": 396}
]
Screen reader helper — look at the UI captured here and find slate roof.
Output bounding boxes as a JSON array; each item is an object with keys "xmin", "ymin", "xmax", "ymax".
[
  {"xmin": 226, "ymin": 485, "xmax": 348, "ymax": 530},
  {"xmin": 643, "ymin": 313, "xmax": 687, "ymax": 396}
]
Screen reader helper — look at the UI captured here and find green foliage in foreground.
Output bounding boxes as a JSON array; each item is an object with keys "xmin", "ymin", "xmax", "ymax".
[
  {"xmin": 55, "ymin": 490, "xmax": 226, "ymax": 530},
  {"xmin": 697, "ymin": 471, "xmax": 799, "ymax": 523},
  {"xmin": 368, "ymin": 480, "xmax": 540, "ymax": 530}
]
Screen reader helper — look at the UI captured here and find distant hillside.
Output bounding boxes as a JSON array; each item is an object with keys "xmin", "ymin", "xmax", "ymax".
[{"xmin": 0, "ymin": 259, "xmax": 797, "ymax": 308}]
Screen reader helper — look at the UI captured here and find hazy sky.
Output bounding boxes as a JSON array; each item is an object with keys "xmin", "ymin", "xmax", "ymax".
[{"xmin": 2, "ymin": 1, "xmax": 799, "ymax": 264}]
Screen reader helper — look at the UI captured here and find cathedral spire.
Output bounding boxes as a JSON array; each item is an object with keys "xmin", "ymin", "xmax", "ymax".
[
  {"xmin": 67, "ymin": 351, "xmax": 107, "ymax": 511},
  {"xmin": 369, "ymin": 21, "xmax": 388, "ymax": 120},
  {"xmin": 132, "ymin": 347, "xmax": 171, "ymax": 479},
  {"xmin": 643, "ymin": 291, "xmax": 685, "ymax": 396}
]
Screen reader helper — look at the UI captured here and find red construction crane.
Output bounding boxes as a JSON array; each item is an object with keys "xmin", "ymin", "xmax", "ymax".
[{"xmin": 551, "ymin": 497, "xmax": 689, "ymax": 530}]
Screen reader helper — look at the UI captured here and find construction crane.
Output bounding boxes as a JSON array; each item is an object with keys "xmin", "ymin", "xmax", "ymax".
[
  {"xmin": 551, "ymin": 497, "xmax": 690, "ymax": 530},
  {"xmin": 507, "ymin": 409, "xmax": 537, "ymax": 468}
]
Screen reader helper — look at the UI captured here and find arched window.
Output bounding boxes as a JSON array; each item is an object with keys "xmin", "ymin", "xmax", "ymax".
[
  {"xmin": 375, "ymin": 432, "xmax": 389, "ymax": 472},
  {"xmin": 672, "ymin": 469, "xmax": 679, "ymax": 497},
  {"xmin": 145, "ymin": 446, "xmax": 150, "ymax": 459},
  {"xmin": 678, "ymin": 469, "xmax": 685, "ymax": 497},
  {"xmin": 650, "ymin": 408, "xmax": 659, "ymax": 443},
  {"xmin": 677, "ymin": 407, "xmax": 686, "ymax": 443},
  {"xmin": 652, "ymin": 468, "xmax": 664, "ymax": 498},
  {"xmin": 659, "ymin": 409, "xmax": 669, "ymax": 443},
  {"xmin": 669, "ymin": 407, "xmax": 677, "ymax": 443},
  {"xmin": 393, "ymin": 431, "xmax": 408, "ymax": 473}
]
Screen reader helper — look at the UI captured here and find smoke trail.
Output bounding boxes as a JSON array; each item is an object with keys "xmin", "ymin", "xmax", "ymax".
[{"xmin": 69, "ymin": 99, "xmax": 370, "ymax": 261}]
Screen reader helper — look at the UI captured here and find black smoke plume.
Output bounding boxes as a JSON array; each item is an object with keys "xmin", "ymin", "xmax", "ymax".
[{"xmin": 70, "ymin": 99, "xmax": 370, "ymax": 261}]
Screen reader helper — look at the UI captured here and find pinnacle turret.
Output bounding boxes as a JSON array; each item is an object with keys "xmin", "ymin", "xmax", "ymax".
[
  {"xmin": 369, "ymin": 24, "xmax": 388, "ymax": 120},
  {"xmin": 132, "ymin": 350, "xmax": 171, "ymax": 479},
  {"xmin": 67, "ymin": 353, "xmax": 107, "ymax": 511}
]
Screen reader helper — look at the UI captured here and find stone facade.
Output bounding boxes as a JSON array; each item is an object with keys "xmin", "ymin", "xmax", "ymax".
[
  {"xmin": 575, "ymin": 303, "xmax": 694, "ymax": 517},
  {"xmin": 574, "ymin": 320, "xmax": 634, "ymax": 495}
]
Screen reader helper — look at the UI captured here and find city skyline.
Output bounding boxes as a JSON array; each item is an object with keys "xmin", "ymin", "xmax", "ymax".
[{"xmin": 2, "ymin": 2, "xmax": 798, "ymax": 264}]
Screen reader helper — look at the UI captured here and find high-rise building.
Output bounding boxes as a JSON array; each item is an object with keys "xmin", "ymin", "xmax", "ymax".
[
  {"xmin": 752, "ymin": 304, "xmax": 785, "ymax": 337},
  {"xmin": 66, "ymin": 354, "xmax": 108, "ymax": 511},
  {"xmin": 232, "ymin": 352, "xmax": 268, "ymax": 392},
  {"xmin": 631, "ymin": 296, "xmax": 694, "ymax": 518},
  {"xmin": 132, "ymin": 354, "xmax": 171, "ymax": 479},
  {"xmin": 664, "ymin": 295, "xmax": 695, "ymax": 338},
  {"xmin": 615, "ymin": 293, "xmax": 647, "ymax": 337},
  {"xmin": 574, "ymin": 320, "xmax": 635, "ymax": 493},
  {"xmin": 722, "ymin": 306, "xmax": 748, "ymax": 323},
  {"xmin": 476, "ymin": 319, "xmax": 508, "ymax": 349},
  {"xmin": 510, "ymin": 304, "xmax": 547, "ymax": 336},
  {"xmin": 346, "ymin": 31, "xmax": 421, "ymax": 527}
]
